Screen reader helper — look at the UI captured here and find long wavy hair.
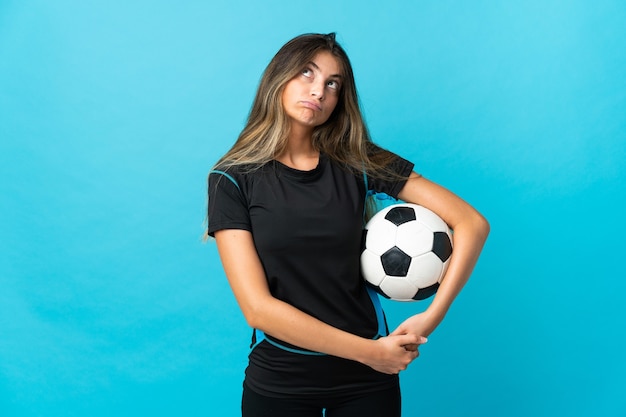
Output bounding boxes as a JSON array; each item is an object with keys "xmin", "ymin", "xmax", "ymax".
[
  {"xmin": 213, "ymin": 32, "xmax": 399, "ymax": 176},
  {"xmin": 205, "ymin": 33, "xmax": 407, "ymax": 239}
]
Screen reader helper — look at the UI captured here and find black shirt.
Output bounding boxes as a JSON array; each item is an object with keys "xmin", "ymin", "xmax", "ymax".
[{"xmin": 208, "ymin": 151, "xmax": 414, "ymax": 397}]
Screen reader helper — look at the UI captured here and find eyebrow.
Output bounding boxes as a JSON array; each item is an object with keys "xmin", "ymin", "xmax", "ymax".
[{"xmin": 308, "ymin": 61, "xmax": 343, "ymax": 79}]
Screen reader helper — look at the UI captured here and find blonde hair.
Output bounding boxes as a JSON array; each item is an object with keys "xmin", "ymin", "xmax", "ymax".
[
  {"xmin": 214, "ymin": 33, "xmax": 399, "ymax": 176},
  {"xmin": 205, "ymin": 33, "xmax": 407, "ymax": 239}
]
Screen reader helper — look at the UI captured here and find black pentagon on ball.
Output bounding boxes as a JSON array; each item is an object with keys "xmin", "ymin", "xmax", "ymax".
[
  {"xmin": 413, "ymin": 282, "xmax": 440, "ymax": 301},
  {"xmin": 380, "ymin": 246, "xmax": 412, "ymax": 276},
  {"xmin": 432, "ymin": 231, "xmax": 453, "ymax": 262},
  {"xmin": 384, "ymin": 206, "xmax": 416, "ymax": 226}
]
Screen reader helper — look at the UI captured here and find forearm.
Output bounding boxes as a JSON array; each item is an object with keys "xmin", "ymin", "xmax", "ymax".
[
  {"xmin": 247, "ymin": 292, "xmax": 423, "ymax": 374},
  {"xmin": 422, "ymin": 215, "xmax": 490, "ymax": 332},
  {"xmin": 248, "ymin": 294, "xmax": 375, "ymax": 362},
  {"xmin": 390, "ymin": 215, "xmax": 488, "ymax": 341},
  {"xmin": 396, "ymin": 174, "xmax": 490, "ymax": 335}
]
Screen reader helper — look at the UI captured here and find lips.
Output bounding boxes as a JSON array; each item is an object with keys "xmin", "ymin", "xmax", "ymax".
[{"xmin": 300, "ymin": 100, "xmax": 322, "ymax": 111}]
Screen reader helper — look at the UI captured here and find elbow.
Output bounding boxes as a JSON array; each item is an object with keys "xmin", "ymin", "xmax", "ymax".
[
  {"xmin": 244, "ymin": 310, "xmax": 265, "ymax": 330},
  {"xmin": 455, "ymin": 209, "xmax": 489, "ymax": 244},
  {"xmin": 238, "ymin": 305, "xmax": 254, "ymax": 328},
  {"xmin": 474, "ymin": 212, "xmax": 490, "ymax": 243},
  {"xmin": 239, "ymin": 296, "xmax": 273, "ymax": 330},
  {"xmin": 240, "ymin": 304, "xmax": 262, "ymax": 329}
]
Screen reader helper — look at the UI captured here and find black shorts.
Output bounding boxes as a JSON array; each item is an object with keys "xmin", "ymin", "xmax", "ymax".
[{"xmin": 241, "ymin": 380, "xmax": 401, "ymax": 417}]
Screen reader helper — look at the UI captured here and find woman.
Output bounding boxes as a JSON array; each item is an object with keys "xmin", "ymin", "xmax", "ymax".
[{"xmin": 207, "ymin": 33, "xmax": 489, "ymax": 417}]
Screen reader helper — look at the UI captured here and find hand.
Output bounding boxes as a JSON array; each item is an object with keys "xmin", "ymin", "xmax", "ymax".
[
  {"xmin": 361, "ymin": 334, "xmax": 423, "ymax": 374},
  {"xmin": 390, "ymin": 311, "xmax": 440, "ymax": 352}
]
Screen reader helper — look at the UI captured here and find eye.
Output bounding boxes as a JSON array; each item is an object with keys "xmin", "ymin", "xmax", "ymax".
[
  {"xmin": 301, "ymin": 67, "xmax": 313, "ymax": 78},
  {"xmin": 327, "ymin": 79, "xmax": 340, "ymax": 90}
]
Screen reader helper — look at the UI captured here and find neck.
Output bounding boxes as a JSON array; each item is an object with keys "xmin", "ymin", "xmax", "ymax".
[
  {"xmin": 277, "ymin": 127, "xmax": 319, "ymax": 170},
  {"xmin": 287, "ymin": 123, "xmax": 314, "ymax": 147}
]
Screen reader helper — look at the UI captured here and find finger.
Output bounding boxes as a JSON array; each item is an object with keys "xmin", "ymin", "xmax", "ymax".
[
  {"xmin": 389, "ymin": 326, "xmax": 406, "ymax": 336},
  {"xmin": 392, "ymin": 334, "xmax": 415, "ymax": 344}
]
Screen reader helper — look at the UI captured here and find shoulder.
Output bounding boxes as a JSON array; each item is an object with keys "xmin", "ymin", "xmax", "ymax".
[
  {"xmin": 365, "ymin": 142, "xmax": 406, "ymax": 162},
  {"xmin": 209, "ymin": 162, "xmax": 277, "ymax": 197},
  {"xmin": 365, "ymin": 142, "xmax": 415, "ymax": 176},
  {"xmin": 210, "ymin": 162, "xmax": 268, "ymax": 184},
  {"xmin": 209, "ymin": 166, "xmax": 242, "ymax": 190}
]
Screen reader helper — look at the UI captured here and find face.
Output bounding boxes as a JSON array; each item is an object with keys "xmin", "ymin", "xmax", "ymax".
[{"xmin": 281, "ymin": 51, "xmax": 343, "ymax": 131}]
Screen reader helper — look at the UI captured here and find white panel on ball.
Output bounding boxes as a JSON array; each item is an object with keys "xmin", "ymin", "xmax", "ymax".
[
  {"xmin": 395, "ymin": 221, "xmax": 433, "ymax": 257},
  {"xmin": 414, "ymin": 205, "xmax": 449, "ymax": 232},
  {"xmin": 379, "ymin": 276, "xmax": 419, "ymax": 301},
  {"xmin": 364, "ymin": 221, "xmax": 397, "ymax": 256},
  {"xmin": 360, "ymin": 249, "xmax": 387, "ymax": 286},
  {"xmin": 406, "ymin": 252, "xmax": 444, "ymax": 287}
]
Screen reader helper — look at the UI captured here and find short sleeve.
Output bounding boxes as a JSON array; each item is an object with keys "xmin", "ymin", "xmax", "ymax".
[
  {"xmin": 207, "ymin": 170, "xmax": 251, "ymax": 237},
  {"xmin": 366, "ymin": 150, "xmax": 415, "ymax": 198}
]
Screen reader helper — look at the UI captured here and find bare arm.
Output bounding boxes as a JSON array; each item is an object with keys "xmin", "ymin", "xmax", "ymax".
[
  {"xmin": 393, "ymin": 173, "xmax": 490, "ymax": 338},
  {"xmin": 215, "ymin": 228, "xmax": 425, "ymax": 374}
]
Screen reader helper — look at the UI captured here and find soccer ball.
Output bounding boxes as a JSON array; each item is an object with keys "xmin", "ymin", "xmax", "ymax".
[{"xmin": 361, "ymin": 203, "xmax": 453, "ymax": 301}]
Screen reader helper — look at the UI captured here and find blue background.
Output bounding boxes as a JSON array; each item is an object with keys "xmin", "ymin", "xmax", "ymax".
[{"xmin": 1, "ymin": 1, "xmax": 625, "ymax": 416}]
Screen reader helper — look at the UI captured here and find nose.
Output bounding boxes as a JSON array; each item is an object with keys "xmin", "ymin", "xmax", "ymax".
[{"xmin": 310, "ymin": 79, "xmax": 325, "ymax": 101}]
